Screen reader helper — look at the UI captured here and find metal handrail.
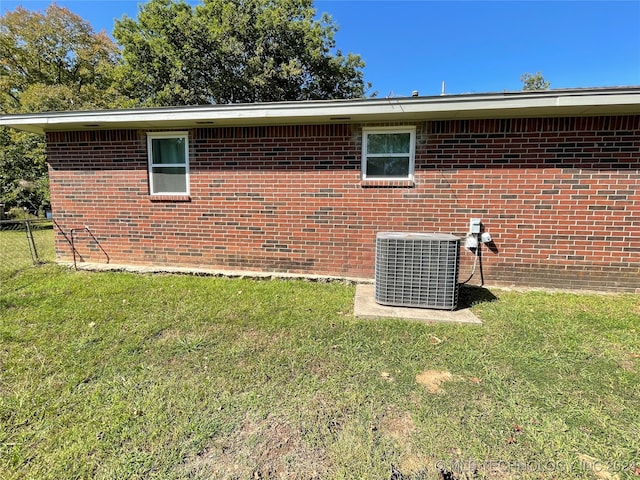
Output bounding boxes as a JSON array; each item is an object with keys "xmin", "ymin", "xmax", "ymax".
[{"xmin": 70, "ymin": 225, "xmax": 109, "ymax": 270}]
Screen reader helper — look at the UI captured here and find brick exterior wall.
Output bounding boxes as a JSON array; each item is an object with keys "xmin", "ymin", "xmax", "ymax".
[{"xmin": 46, "ymin": 115, "xmax": 640, "ymax": 292}]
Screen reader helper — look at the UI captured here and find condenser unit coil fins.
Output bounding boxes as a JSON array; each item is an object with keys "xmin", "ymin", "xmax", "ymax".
[{"xmin": 375, "ymin": 232, "xmax": 461, "ymax": 310}]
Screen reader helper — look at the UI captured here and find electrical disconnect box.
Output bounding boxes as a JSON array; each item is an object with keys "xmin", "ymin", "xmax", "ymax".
[{"xmin": 470, "ymin": 218, "xmax": 482, "ymax": 234}]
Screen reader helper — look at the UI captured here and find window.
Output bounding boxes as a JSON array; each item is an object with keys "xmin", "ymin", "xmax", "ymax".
[
  {"xmin": 361, "ymin": 127, "xmax": 416, "ymax": 181},
  {"xmin": 147, "ymin": 132, "xmax": 189, "ymax": 195}
]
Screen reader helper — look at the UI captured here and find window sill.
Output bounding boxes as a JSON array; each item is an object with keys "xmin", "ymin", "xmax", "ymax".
[
  {"xmin": 149, "ymin": 195, "xmax": 191, "ymax": 202},
  {"xmin": 361, "ymin": 179, "xmax": 415, "ymax": 188}
]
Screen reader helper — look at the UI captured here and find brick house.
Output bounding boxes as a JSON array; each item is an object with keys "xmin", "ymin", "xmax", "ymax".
[{"xmin": 2, "ymin": 87, "xmax": 639, "ymax": 292}]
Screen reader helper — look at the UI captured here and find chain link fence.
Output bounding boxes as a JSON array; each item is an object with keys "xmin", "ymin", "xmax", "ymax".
[{"xmin": 0, "ymin": 219, "xmax": 55, "ymax": 278}]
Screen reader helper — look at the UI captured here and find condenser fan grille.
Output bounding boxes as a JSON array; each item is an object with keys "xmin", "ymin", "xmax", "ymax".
[{"xmin": 375, "ymin": 232, "xmax": 460, "ymax": 310}]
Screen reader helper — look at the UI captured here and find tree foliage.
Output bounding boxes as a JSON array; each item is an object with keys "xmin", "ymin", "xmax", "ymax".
[
  {"xmin": 520, "ymin": 71, "xmax": 551, "ymax": 91},
  {"xmin": 114, "ymin": 0, "xmax": 368, "ymax": 106},
  {"xmin": 0, "ymin": 5, "xmax": 130, "ymax": 213},
  {"xmin": 0, "ymin": 129, "xmax": 48, "ymax": 214},
  {"xmin": 0, "ymin": 5, "xmax": 129, "ymax": 113}
]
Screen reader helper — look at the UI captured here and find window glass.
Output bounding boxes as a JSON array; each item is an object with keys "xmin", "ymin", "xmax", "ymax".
[
  {"xmin": 365, "ymin": 157, "xmax": 410, "ymax": 177},
  {"xmin": 152, "ymin": 138, "xmax": 186, "ymax": 164},
  {"xmin": 147, "ymin": 133, "xmax": 189, "ymax": 195},
  {"xmin": 362, "ymin": 128, "xmax": 415, "ymax": 180},
  {"xmin": 367, "ymin": 133, "xmax": 411, "ymax": 154},
  {"xmin": 152, "ymin": 167, "xmax": 187, "ymax": 193}
]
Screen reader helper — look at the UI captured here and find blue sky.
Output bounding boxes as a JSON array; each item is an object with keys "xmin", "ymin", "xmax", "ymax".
[{"xmin": 2, "ymin": 0, "xmax": 639, "ymax": 97}]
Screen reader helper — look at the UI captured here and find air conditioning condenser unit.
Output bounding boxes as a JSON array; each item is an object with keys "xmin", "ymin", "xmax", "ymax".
[{"xmin": 375, "ymin": 232, "xmax": 461, "ymax": 310}]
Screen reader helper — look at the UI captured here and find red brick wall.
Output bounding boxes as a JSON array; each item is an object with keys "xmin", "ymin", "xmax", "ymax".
[{"xmin": 46, "ymin": 116, "xmax": 640, "ymax": 292}]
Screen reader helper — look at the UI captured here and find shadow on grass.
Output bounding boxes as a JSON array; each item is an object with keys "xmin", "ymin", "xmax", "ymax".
[{"xmin": 457, "ymin": 284, "xmax": 498, "ymax": 310}]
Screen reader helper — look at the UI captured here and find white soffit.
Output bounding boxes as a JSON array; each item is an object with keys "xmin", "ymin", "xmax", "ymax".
[{"xmin": 1, "ymin": 87, "xmax": 640, "ymax": 134}]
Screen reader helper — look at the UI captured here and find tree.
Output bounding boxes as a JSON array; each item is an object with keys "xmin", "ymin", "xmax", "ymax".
[
  {"xmin": 520, "ymin": 72, "xmax": 551, "ymax": 91},
  {"xmin": 113, "ymin": 0, "xmax": 368, "ymax": 106},
  {"xmin": 0, "ymin": 129, "xmax": 48, "ymax": 215},
  {"xmin": 0, "ymin": 5, "xmax": 130, "ymax": 113},
  {"xmin": 0, "ymin": 5, "xmax": 131, "ymax": 213}
]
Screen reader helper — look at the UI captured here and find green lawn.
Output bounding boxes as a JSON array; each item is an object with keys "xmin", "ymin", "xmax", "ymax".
[{"xmin": 0, "ymin": 265, "xmax": 639, "ymax": 479}]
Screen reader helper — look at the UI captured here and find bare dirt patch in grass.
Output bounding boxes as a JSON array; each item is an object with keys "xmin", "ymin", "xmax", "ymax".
[
  {"xmin": 379, "ymin": 408, "xmax": 429, "ymax": 476},
  {"xmin": 379, "ymin": 408, "xmax": 415, "ymax": 444},
  {"xmin": 578, "ymin": 454, "xmax": 621, "ymax": 480},
  {"xmin": 180, "ymin": 414, "xmax": 329, "ymax": 479},
  {"xmin": 415, "ymin": 369, "xmax": 453, "ymax": 393}
]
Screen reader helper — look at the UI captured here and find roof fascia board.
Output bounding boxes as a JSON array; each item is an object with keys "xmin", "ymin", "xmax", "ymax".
[{"xmin": 2, "ymin": 88, "xmax": 640, "ymax": 134}]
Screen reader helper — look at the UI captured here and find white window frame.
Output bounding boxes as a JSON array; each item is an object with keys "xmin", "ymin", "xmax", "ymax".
[
  {"xmin": 361, "ymin": 126, "xmax": 416, "ymax": 181},
  {"xmin": 147, "ymin": 131, "xmax": 190, "ymax": 196}
]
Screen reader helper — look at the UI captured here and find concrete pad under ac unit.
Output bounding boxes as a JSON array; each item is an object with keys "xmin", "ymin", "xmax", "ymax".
[{"xmin": 354, "ymin": 284, "xmax": 482, "ymax": 325}]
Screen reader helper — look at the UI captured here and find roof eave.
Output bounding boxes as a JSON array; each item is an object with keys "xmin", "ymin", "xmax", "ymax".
[{"xmin": 2, "ymin": 88, "xmax": 640, "ymax": 134}]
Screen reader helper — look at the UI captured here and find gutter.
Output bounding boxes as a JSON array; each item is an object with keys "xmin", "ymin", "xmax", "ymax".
[{"xmin": 2, "ymin": 87, "xmax": 640, "ymax": 134}]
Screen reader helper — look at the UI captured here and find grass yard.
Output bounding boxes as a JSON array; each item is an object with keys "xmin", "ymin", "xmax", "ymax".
[
  {"xmin": 0, "ymin": 265, "xmax": 639, "ymax": 479},
  {"xmin": 0, "ymin": 222, "xmax": 55, "ymax": 280}
]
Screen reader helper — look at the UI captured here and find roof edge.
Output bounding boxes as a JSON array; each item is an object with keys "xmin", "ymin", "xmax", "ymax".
[{"xmin": 2, "ymin": 86, "xmax": 640, "ymax": 134}]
